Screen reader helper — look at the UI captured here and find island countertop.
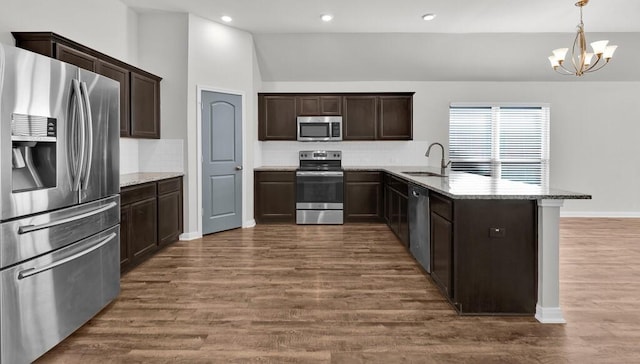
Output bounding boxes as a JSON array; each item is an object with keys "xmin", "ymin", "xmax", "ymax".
[{"xmin": 254, "ymin": 165, "xmax": 591, "ymax": 200}]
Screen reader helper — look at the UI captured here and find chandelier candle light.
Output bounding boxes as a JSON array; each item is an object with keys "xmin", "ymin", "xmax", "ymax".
[{"xmin": 548, "ymin": 0, "xmax": 617, "ymax": 76}]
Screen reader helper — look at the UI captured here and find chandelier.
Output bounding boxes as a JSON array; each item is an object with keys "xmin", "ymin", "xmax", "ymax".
[{"xmin": 548, "ymin": 0, "xmax": 617, "ymax": 76}]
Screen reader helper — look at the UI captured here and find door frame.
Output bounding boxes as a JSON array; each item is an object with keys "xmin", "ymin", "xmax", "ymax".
[{"xmin": 196, "ymin": 85, "xmax": 246, "ymax": 237}]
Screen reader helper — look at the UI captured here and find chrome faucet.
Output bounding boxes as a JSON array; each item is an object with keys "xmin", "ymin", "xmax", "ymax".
[{"xmin": 425, "ymin": 142, "xmax": 451, "ymax": 176}]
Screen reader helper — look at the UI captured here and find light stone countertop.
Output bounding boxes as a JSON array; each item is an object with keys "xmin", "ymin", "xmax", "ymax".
[
  {"xmin": 120, "ymin": 172, "xmax": 184, "ymax": 188},
  {"xmin": 253, "ymin": 166, "xmax": 298, "ymax": 171},
  {"xmin": 254, "ymin": 165, "xmax": 591, "ymax": 200}
]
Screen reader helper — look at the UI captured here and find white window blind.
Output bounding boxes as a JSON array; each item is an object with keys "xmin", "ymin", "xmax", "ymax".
[{"xmin": 449, "ymin": 104, "xmax": 550, "ymax": 186}]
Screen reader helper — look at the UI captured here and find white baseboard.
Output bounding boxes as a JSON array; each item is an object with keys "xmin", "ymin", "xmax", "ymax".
[
  {"xmin": 560, "ymin": 211, "xmax": 640, "ymax": 218},
  {"xmin": 535, "ymin": 305, "xmax": 566, "ymax": 324},
  {"xmin": 179, "ymin": 231, "xmax": 202, "ymax": 241},
  {"xmin": 243, "ymin": 219, "xmax": 256, "ymax": 228}
]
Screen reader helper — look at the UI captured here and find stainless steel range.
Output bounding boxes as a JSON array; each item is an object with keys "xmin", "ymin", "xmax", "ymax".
[{"xmin": 296, "ymin": 150, "xmax": 344, "ymax": 224}]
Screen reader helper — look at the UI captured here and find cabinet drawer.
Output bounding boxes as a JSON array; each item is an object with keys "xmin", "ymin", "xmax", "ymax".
[
  {"xmin": 345, "ymin": 171, "xmax": 382, "ymax": 182},
  {"xmin": 157, "ymin": 177, "xmax": 181, "ymax": 194},
  {"xmin": 255, "ymin": 171, "xmax": 295, "ymax": 182},
  {"xmin": 430, "ymin": 192, "xmax": 452, "ymax": 221},
  {"xmin": 121, "ymin": 183, "xmax": 157, "ymax": 205},
  {"xmin": 386, "ymin": 174, "xmax": 408, "ymax": 197}
]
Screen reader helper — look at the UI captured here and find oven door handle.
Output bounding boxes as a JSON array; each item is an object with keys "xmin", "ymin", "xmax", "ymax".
[{"xmin": 296, "ymin": 171, "xmax": 344, "ymax": 177}]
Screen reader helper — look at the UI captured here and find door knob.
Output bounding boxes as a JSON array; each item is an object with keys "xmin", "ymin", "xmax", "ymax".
[{"xmin": 236, "ymin": 165, "xmax": 243, "ymax": 170}]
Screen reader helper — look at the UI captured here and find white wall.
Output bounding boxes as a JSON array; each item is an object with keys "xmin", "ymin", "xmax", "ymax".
[
  {"xmin": 260, "ymin": 81, "xmax": 640, "ymax": 216},
  {"xmin": 185, "ymin": 14, "xmax": 258, "ymax": 236},
  {"xmin": 0, "ymin": 0, "xmax": 143, "ymax": 177},
  {"xmin": 0, "ymin": 0, "xmax": 137, "ymax": 65},
  {"xmin": 137, "ymin": 12, "xmax": 189, "ymax": 139}
]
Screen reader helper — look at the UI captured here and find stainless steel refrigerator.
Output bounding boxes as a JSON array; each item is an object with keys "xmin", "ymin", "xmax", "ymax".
[{"xmin": 0, "ymin": 43, "xmax": 120, "ymax": 363}]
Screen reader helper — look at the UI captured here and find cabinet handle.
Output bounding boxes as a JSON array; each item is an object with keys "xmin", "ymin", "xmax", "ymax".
[
  {"xmin": 236, "ymin": 165, "xmax": 243, "ymax": 171},
  {"xmin": 412, "ymin": 190, "xmax": 420, "ymax": 197}
]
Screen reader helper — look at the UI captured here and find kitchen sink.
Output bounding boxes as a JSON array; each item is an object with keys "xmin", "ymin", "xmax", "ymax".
[{"xmin": 402, "ymin": 171, "xmax": 444, "ymax": 177}]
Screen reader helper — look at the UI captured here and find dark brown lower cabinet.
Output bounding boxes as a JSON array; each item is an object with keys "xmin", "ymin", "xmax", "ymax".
[
  {"xmin": 157, "ymin": 178, "xmax": 183, "ymax": 246},
  {"xmin": 119, "ymin": 206, "xmax": 131, "ymax": 271},
  {"xmin": 129, "ymin": 197, "xmax": 158, "ymax": 260},
  {"xmin": 120, "ymin": 176, "xmax": 183, "ymax": 273},
  {"xmin": 344, "ymin": 171, "xmax": 383, "ymax": 222},
  {"xmin": 430, "ymin": 208, "xmax": 453, "ymax": 299},
  {"xmin": 429, "ymin": 191, "xmax": 537, "ymax": 315},
  {"xmin": 254, "ymin": 171, "xmax": 295, "ymax": 223},
  {"xmin": 384, "ymin": 173, "xmax": 409, "ymax": 247}
]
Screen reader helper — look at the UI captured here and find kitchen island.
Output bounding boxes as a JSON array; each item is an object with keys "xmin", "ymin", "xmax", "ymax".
[
  {"xmin": 255, "ymin": 165, "xmax": 591, "ymax": 323},
  {"xmin": 383, "ymin": 166, "xmax": 590, "ymax": 323}
]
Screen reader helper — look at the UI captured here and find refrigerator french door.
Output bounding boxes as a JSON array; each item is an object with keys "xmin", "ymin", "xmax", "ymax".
[
  {"xmin": 0, "ymin": 43, "xmax": 120, "ymax": 363},
  {"xmin": 0, "ymin": 47, "xmax": 119, "ymax": 220}
]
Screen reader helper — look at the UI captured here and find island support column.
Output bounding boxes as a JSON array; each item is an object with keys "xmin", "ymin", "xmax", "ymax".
[{"xmin": 536, "ymin": 199, "xmax": 565, "ymax": 323}]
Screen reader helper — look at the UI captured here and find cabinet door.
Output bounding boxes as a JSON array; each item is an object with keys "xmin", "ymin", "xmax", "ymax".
[
  {"xmin": 297, "ymin": 96, "xmax": 342, "ymax": 115},
  {"xmin": 398, "ymin": 194, "xmax": 409, "ymax": 247},
  {"xmin": 130, "ymin": 197, "xmax": 158, "ymax": 260},
  {"xmin": 254, "ymin": 171, "xmax": 295, "ymax": 223},
  {"xmin": 384, "ymin": 185, "xmax": 392, "ymax": 225},
  {"xmin": 96, "ymin": 59, "xmax": 131, "ymax": 137},
  {"xmin": 454, "ymin": 200, "xmax": 536, "ymax": 314},
  {"xmin": 120, "ymin": 206, "xmax": 131, "ymax": 272},
  {"xmin": 431, "ymin": 211, "xmax": 453, "ymax": 299},
  {"xmin": 343, "ymin": 96, "xmax": 377, "ymax": 140},
  {"xmin": 158, "ymin": 190, "xmax": 182, "ymax": 246},
  {"xmin": 344, "ymin": 171, "xmax": 383, "ymax": 222},
  {"xmin": 130, "ymin": 71, "xmax": 160, "ymax": 138},
  {"xmin": 378, "ymin": 95, "xmax": 413, "ymax": 140},
  {"xmin": 258, "ymin": 95, "xmax": 297, "ymax": 140},
  {"xmin": 56, "ymin": 43, "xmax": 96, "ymax": 71}
]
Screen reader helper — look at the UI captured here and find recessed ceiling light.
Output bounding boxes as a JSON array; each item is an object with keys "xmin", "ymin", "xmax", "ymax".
[
  {"xmin": 221, "ymin": 15, "xmax": 232, "ymax": 22},
  {"xmin": 321, "ymin": 14, "xmax": 333, "ymax": 22},
  {"xmin": 422, "ymin": 13, "xmax": 436, "ymax": 21}
]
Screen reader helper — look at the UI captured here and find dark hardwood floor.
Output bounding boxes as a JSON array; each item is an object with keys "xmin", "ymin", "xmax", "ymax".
[{"xmin": 37, "ymin": 219, "xmax": 640, "ymax": 363}]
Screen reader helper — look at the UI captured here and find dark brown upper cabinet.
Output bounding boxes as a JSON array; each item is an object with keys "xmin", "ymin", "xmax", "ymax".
[
  {"xmin": 343, "ymin": 95, "xmax": 378, "ymax": 140},
  {"xmin": 257, "ymin": 92, "xmax": 413, "ymax": 141},
  {"xmin": 96, "ymin": 59, "xmax": 130, "ymax": 137},
  {"xmin": 12, "ymin": 32, "xmax": 162, "ymax": 139},
  {"xmin": 56, "ymin": 43, "xmax": 97, "ymax": 71},
  {"xmin": 343, "ymin": 94, "xmax": 413, "ymax": 141},
  {"xmin": 130, "ymin": 71, "xmax": 160, "ymax": 138},
  {"xmin": 297, "ymin": 95, "xmax": 342, "ymax": 116},
  {"xmin": 378, "ymin": 95, "xmax": 413, "ymax": 140},
  {"xmin": 258, "ymin": 95, "xmax": 297, "ymax": 140}
]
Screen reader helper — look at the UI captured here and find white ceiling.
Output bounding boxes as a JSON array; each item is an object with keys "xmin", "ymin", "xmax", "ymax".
[{"xmin": 122, "ymin": 0, "xmax": 640, "ymax": 81}]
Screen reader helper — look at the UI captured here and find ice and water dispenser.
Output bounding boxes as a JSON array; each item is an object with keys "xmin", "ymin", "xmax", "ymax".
[{"xmin": 11, "ymin": 113, "xmax": 57, "ymax": 192}]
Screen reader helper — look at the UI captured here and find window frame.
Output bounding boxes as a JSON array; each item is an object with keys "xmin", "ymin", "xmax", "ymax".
[{"xmin": 449, "ymin": 102, "xmax": 550, "ymax": 187}]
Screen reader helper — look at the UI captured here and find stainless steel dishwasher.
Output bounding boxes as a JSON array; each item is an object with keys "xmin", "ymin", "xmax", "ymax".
[{"xmin": 409, "ymin": 184, "xmax": 430, "ymax": 273}]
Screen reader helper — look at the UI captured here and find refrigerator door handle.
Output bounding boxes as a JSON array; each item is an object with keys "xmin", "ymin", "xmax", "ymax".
[
  {"xmin": 17, "ymin": 232, "xmax": 117, "ymax": 280},
  {"xmin": 17, "ymin": 201, "xmax": 118, "ymax": 234},
  {"xmin": 79, "ymin": 81, "xmax": 93, "ymax": 191},
  {"xmin": 71, "ymin": 79, "xmax": 86, "ymax": 192}
]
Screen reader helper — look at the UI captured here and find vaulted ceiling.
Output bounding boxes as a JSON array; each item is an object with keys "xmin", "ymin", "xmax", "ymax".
[{"xmin": 122, "ymin": 0, "xmax": 640, "ymax": 81}]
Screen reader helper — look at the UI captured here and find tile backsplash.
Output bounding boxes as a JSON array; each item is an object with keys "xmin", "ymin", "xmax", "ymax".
[
  {"xmin": 259, "ymin": 140, "xmax": 433, "ymax": 167},
  {"xmin": 139, "ymin": 139, "xmax": 184, "ymax": 172},
  {"xmin": 119, "ymin": 138, "xmax": 139, "ymax": 174},
  {"xmin": 119, "ymin": 138, "xmax": 184, "ymax": 174}
]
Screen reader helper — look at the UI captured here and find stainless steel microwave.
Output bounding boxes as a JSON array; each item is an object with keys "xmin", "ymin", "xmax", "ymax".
[{"xmin": 297, "ymin": 116, "xmax": 342, "ymax": 142}]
